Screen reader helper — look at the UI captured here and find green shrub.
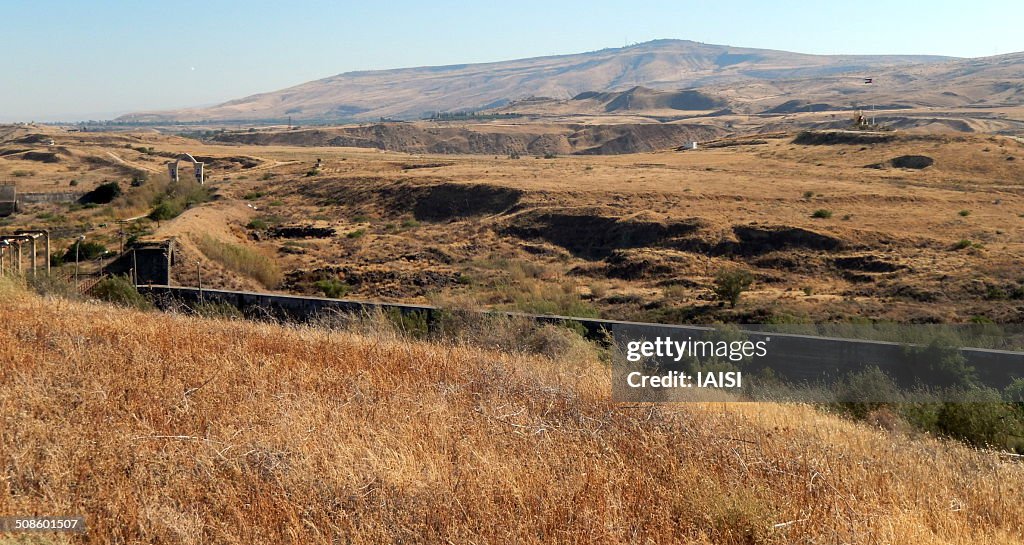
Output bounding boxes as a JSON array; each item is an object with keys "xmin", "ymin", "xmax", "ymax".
[
  {"xmin": 346, "ymin": 229, "xmax": 367, "ymax": 239},
  {"xmin": 833, "ymin": 367, "xmax": 902, "ymax": 419},
  {"xmin": 385, "ymin": 308, "xmax": 430, "ymax": 339},
  {"xmin": 148, "ymin": 200, "xmax": 183, "ymax": 221},
  {"xmin": 986, "ymin": 286, "xmax": 1008, "ymax": 300},
  {"xmin": 62, "ymin": 240, "xmax": 109, "ymax": 262},
  {"xmin": 81, "ymin": 182, "xmax": 122, "ymax": 204},
  {"xmin": 935, "ymin": 389, "xmax": 1024, "ymax": 449},
  {"xmin": 953, "ymin": 239, "xmax": 972, "ymax": 250},
  {"xmin": 958, "ymin": 210, "xmax": 971, "ymax": 217},
  {"xmin": 90, "ymin": 276, "xmax": 151, "ymax": 309},
  {"xmin": 147, "ymin": 180, "xmax": 210, "ymax": 222},
  {"xmin": 811, "ymin": 209, "xmax": 833, "ymax": 219},
  {"xmin": 246, "ymin": 219, "xmax": 268, "ymax": 230},
  {"xmin": 314, "ymin": 278, "xmax": 350, "ymax": 299},
  {"xmin": 905, "ymin": 335, "xmax": 977, "ymax": 389},
  {"xmin": 1004, "ymin": 378, "xmax": 1024, "ymax": 403},
  {"xmin": 712, "ymin": 269, "xmax": 754, "ymax": 308}
]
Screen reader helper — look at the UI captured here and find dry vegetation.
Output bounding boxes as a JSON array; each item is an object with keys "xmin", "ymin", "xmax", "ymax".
[
  {"xmin": 195, "ymin": 234, "xmax": 282, "ymax": 289},
  {"xmin": 2, "ymin": 279, "xmax": 1023, "ymax": 544},
  {"xmin": 3, "ymin": 125, "xmax": 1023, "ymax": 325}
]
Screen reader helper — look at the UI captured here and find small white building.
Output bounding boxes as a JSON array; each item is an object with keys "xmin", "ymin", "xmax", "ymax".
[{"xmin": 683, "ymin": 141, "xmax": 699, "ymax": 150}]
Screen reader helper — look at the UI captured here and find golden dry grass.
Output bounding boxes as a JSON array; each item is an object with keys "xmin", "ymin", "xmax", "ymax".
[
  {"xmin": 1, "ymin": 280, "xmax": 1023, "ymax": 544},
  {"xmin": 195, "ymin": 234, "xmax": 282, "ymax": 289}
]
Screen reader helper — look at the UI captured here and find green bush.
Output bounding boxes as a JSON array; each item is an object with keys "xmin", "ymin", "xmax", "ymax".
[
  {"xmin": 1005, "ymin": 379, "xmax": 1024, "ymax": 403},
  {"xmin": 712, "ymin": 269, "xmax": 754, "ymax": 308},
  {"xmin": 935, "ymin": 389, "xmax": 1024, "ymax": 449},
  {"xmin": 385, "ymin": 308, "xmax": 430, "ymax": 338},
  {"xmin": 148, "ymin": 201, "xmax": 183, "ymax": 221},
  {"xmin": 81, "ymin": 182, "xmax": 122, "ymax": 204},
  {"xmin": 833, "ymin": 366, "xmax": 903, "ymax": 419},
  {"xmin": 811, "ymin": 209, "xmax": 833, "ymax": 219},
  {"xmin": 90, "ymin": 276, "xmax": 151, "ymax": 309},
  {"xmin": 148, "ymin": 180, "xmax": 210, "ymax": 222},
  {"xmin": 314, "ymin": 278, "xmax": 350, "ymax": 299},
  {"xmin": 905, "ymin": 335, "xmax": 977, "ymax": 389},
  {"xmin": 62, "ymin": 240, "xmax": 109, "ymax": 262}
]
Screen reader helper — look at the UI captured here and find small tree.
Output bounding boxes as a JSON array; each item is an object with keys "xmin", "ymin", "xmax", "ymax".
[
  {"xmin": 148, "ymin": 201, "xmax": 183, "ymax": 222},
  {"xmin": 80, "ymin": 181, "xmax": 122, "ymax": 204},
  {"xmin": 63, "ymin": 240, "xmax": 109, "ymax": 262},
  {"xmin": 713, "ymin": 269, "xmax": 754, "ymax": 308}
]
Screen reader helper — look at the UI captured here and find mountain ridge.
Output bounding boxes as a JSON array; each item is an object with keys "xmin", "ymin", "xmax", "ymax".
[{"xmin": 120, "ymin": 39, "xmax": 957, "ymax": 122}]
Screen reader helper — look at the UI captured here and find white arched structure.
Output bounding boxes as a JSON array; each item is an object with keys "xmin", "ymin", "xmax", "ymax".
[{"xmin": 167, "ymin": 153, "xmax": 205, "ymax": 184}]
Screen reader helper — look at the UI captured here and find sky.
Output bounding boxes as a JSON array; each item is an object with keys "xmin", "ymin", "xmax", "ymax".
[{"xmin": 2, "ymin": 0, "xmax": 1022, "ymax": 122}]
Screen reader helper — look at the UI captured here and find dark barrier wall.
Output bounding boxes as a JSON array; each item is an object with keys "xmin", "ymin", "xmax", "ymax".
[{"xmin": 137, "ymin": 285, "xmax": 1024, "ymax": 389}]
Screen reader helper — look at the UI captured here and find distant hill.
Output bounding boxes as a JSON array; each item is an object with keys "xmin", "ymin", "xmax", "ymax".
[
  {"xmin": 491, "ymin": 53, "xmax": 1024, "ymax": 118},
  {"xmin": 700, "ymin": 51, "xmax": 1024, "ymax": 113},
  {"xmin": 120, "ymin": 39, "xmax": 952, "ymax": 122}
]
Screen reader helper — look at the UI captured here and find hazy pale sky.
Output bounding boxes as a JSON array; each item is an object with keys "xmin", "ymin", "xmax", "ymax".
[{"xmin": 3, "ymin": 0, "xmax": 1022, "ymax": 121}]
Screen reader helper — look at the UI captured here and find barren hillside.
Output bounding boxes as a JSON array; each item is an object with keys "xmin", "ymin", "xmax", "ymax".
[{"xmin": 119, "ymin": 39, "xmax": 951, "ymax": 122}]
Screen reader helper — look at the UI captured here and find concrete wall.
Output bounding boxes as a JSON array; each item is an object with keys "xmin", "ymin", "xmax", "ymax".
[
  {"xmin": 138, "ymin": 285, "xmax": 1024, "ymax": 389},
  {"xmin": 0, "ymin": 185, "xmax": 16, "ymax": 216},
  {"xmin": 19, "ymin": 192, "xmax": 85, "ymax": 204}
]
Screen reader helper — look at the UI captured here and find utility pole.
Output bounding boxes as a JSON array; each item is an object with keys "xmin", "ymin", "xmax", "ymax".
[
  {"xmin": 74, "ymin": 235, "xmax": 84, "ymax": 286},
  {"xmin": 196, "ymin": 261, "xmax": 203, "ymax": 303}
]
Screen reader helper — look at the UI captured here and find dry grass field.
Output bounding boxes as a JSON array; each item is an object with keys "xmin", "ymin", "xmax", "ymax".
[
  {"xmin": 1, "ymin": 278, "xmax": 1023, "ymax": 544},
  {"xmin": 2, "ymin": 124, "xmax": 1023, "ymax": 324}
]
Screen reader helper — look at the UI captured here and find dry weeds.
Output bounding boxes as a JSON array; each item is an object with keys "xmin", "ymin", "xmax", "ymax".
[{"xmin": 0, "ymin": 279, "xmax": 1022, "ymax": 543}]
